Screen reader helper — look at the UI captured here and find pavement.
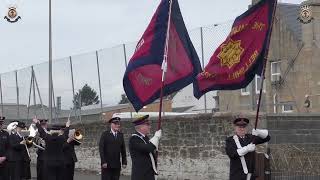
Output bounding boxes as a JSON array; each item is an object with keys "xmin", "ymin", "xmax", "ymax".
[{"xmin": 30, "ymin": 164, "xmax": 130, "ymax": 180}]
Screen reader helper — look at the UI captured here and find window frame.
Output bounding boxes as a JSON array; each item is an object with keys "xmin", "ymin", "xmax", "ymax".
[
  {"xmin": 282, "ymin": 104, "xmax": 294, "ymax": 113},
  {"xmin": 241, "ymin": 85, "xmax": 250, "ymax": 96},
  {"xmin": 271, "ymin": 61, "xmax": 281, "ymax": 82},
  {"xmin": 255, "ymin": 75, "xmax": 266, "ymax": 94}
]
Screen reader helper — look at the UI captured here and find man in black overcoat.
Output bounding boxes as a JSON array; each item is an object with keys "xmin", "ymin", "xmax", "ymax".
[
  {"xmin": 129, "ymin": 115, "xmax": 162, "ymax": 180},
  {"xmin": 99, "ymin": 117, "xmax": 127, "ymax": 180},
  {"xmin": 36, "ymin": 119, "xmax": 48, "ymax": 180},
  {"xmin": 33, "ymin": 118, "xmax": 70, "ymax": 180},
  {"xmin": 63, "ymin": 128, "xmax": 81, "ymax": 180},
  {"xmin": 0, "ymin": 116, "xmax": 9, "ymax": 180}
]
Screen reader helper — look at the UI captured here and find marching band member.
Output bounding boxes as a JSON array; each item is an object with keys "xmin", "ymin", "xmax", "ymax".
[
  {"xmin": 0, "ymin": 116, "xmax": 9, "ymax": 179},
  {"xmin": 129, "ymin": 115, "xmax": 162, "ymax": 180},
  {"xmin": 63, "ymin": 128, "xmax": 81, "ymax": 180},
  {"xmin": 99, "ymin": 117, "xmax": 127, "ymax": 180},
  {"xmin": 36, "ymin": 119, "xmax": 48, "ymax": 180},
  {"xmin": 225, "ymin": 117, "xmax": 270, "ymax": 180},
  {"xmin": 7, "ymin": 121, "xmax": 30, "ymax": 180},
  {"xmin": 33, "ymin": 118, "xmax": 70, "ymax": 180}
]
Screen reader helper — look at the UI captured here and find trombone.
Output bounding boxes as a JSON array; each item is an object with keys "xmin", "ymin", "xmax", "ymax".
[
  {"xmin": 27, "ymin": 123, "xmax": 45, "ymax": 150},
  {"xmin": 67, "ymin": 111, "xmax": 83, "ymax": 143},
  {"xmin": 69, "ymin": 129, "xmax": 83, "ymax": 143}
]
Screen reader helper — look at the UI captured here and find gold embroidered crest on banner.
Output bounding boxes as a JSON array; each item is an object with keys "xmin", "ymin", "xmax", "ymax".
[{"xmin": 217, "ymin": 39, "xmax": 244, "ymax": 69}]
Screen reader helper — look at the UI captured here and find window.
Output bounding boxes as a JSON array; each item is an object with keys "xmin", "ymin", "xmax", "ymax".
[
  {"xmin": 255, "ymin": 75, "xmax": 266, "ymax": 94},
  {"xmin": 282, "ymin": 104, "xmax": 293, "ymax": 113},
  {"xmin": 271, "ymin": 61, "xmax": 281, "ymax": 82},
  {"xmin": 241, "ymin": 84, "xmax": 250, "ymax": 96}
]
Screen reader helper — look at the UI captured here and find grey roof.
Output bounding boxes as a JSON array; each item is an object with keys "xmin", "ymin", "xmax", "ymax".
[
  {"xmin": 172, "ymin": 106, "xmax": 194, "ymax": 113},
  {"xmin": 278, "ymin": 3, "xmax": 302, "ymax": 42}
]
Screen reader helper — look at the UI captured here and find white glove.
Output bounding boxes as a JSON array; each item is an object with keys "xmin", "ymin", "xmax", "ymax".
[
  {"xmin": 150, "ymin": 130, "xmax": 162, "ymax": 149},
  {"xmin": 237, "ymin": 143, "xmax": 255, "ymax": 156},
  {"xmin": 252, "ymin": 129, "xmax": 268, "ymax": 139},
  {"xmin": 154, "ymin": 130, "xmax": 162, "ymax": 139}
]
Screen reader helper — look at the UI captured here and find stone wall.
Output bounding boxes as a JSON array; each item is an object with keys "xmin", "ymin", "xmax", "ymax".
[
  {"xmin": 38, "ymin": 112, "xmax": 265, "ymax": 180},
  {"xmin": 267, "ymin": 114, "xmax": 320, "ymax": 175},
  {"xmin": 29, "ymin": 113, "xmax": 320, "ymax": 179},
  {"xmin": 72, "ymin": 113, "xmax": 236, "ymax": 180}
]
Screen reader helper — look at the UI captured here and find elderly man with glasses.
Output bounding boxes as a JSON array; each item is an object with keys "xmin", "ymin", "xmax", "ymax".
[{"xmin": 129, "ymin": 115, "xmax": 162, "ymax": 180}]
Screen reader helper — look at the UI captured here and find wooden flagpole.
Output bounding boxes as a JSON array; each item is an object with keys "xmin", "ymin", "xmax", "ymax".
[{"xmin": 157, "ymin": 0, "xmax": 173, "ymax": 130}]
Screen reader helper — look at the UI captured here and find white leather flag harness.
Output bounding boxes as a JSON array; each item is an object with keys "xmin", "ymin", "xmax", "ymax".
[{"xmin": 132, "ymin": 134, "xmax": 158, "ymax": 175}]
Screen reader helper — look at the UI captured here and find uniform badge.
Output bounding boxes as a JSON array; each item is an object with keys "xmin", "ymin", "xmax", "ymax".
[
  {"xmin": 4, "ymin": 7, "xmax": 21, "ymax": 23},
  {"xmin": 298, "ymin": 5, "xmax": 313, "ymax": 24}
]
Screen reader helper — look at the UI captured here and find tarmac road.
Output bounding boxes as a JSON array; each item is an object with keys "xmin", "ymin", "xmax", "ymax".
[{"xmin": 30, "ymin": 164, "xmax": 130, "ymax": 180}]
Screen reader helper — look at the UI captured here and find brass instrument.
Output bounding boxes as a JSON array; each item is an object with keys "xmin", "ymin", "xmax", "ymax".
[
  {"xmin": 26, "ymin": 123, "xmax": 45, "ymax": 150},
  {"xmin": 69, "ymin": 129, "xmax": 83, "ymax": 143},
  {"xmin": 25, "ymin": 136, "xmax": 34, "ymax": 146},
  {"xmin": 22, "ymin": 136, "xmax": 31, "ymax": 158},
  {"xmin": 6, "ymin": 122, "xmax": 34, "ymax": 157}
]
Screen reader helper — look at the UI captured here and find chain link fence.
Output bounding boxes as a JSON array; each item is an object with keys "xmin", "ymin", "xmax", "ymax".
[
  {"xmin": 0, "ymin": 22, "xmax": 234, "ymax": 122},
  {"xmin": 270, "ymin": 144, "xmax": 320, "ymax": 179}
]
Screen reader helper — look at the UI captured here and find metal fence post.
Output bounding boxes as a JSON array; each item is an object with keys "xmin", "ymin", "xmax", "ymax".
[
  {"xmin": 200, "ymin": 27, "xmax": 207, "ymax": 113},
  {"xmin": 69, "ymin": 56, "xmax": 77, "ymax": 119},
  {"xmin": 123, "ymin": 44, "xmax": 133, "ymax": 119},
  {"xmin": 32, "ymin": 67, "xmax": 37, "ymax": 116},
  {"xmin": 95, "ymin": 51, "xmax": 103, "ymax": 120},
  {"xmin": 15, "ymin": 71, "xmax": 20, "ymax": 119}
]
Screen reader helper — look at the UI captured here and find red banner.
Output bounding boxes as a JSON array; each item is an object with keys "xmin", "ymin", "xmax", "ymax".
[{"xmin": 194, "ymin": 0, "xmax": 276, "ymax": 99}]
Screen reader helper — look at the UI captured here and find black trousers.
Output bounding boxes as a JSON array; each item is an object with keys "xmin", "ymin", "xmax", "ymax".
[
  {"xmin": 8, "ymin": 161, "xmax": 22, "ymax": 180},
  {"xmin": 64, "ymin": 163, "xmax": 75, "ymax": 180},
  {"xmin": 22, "ymin": 161, "xmax": 31, "ymax": 180},
  {"xmin": 101, "ymin": 168, "xmax": 121, "ymax": 180},
  {"xmin": 46, "ymin": 164, "xmax": 64, "ymax": 180},
  {"xmin": 37, "ymin": 160, "xmax": 45, "ymax": 180},
  {"xmin": 0, "ymin": 162, "xmax": 9, "ymax": 180}
]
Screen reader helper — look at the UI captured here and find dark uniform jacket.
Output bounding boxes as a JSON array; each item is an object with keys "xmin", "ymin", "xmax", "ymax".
[
  {"xmin": 129, "ymin": 132, "xmax": 157, "ymax": 180},
  {"xmin": 36, "ymin": 145, "xmax": 45, "ymax": 161},
  {"xmin": 0, "ymin": 129, "xmax": 9, "ymax": 179},
  {"xmin": 63, "ymin": 140, "xmax": 81, "ymax": 165},
  {"xmin": 7, "ymin": 132, "xmax": 32, "ymax": 179},
  {"xmin": 99, "ymin": 130, "xmax": 127, "ymax": 168},
  {"xmin": 7, "ymin": 133, "xmax": 26, "ymax": 162},
  {"xmin": 0, "ymin": 130, "xmax": 9, "ymax": 166},
  {"xmin": 36, "ymin": 129, "xmax": 47, "ymax": 161},
  {"xmin": 225, "ymin": 134, "xmax": 270, "ymax": 180},
  {"xmin": 36, "ymin": 123, "xmax": 69, "ymax": 166}
]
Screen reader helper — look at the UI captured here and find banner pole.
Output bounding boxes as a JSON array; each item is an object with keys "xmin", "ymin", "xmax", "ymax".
[{"xmin": 157, "ymin": 0, "xmax": 173, "ymax": 130}]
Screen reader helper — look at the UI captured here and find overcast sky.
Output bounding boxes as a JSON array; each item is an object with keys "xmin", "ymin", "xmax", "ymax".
[
  {"xmin": 0, "ymin": 0, "xmax": 305, "ymax": 109},
  {"xmin": 0, "ymin": 0, "xmax": 304, "ymax": 74}
]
